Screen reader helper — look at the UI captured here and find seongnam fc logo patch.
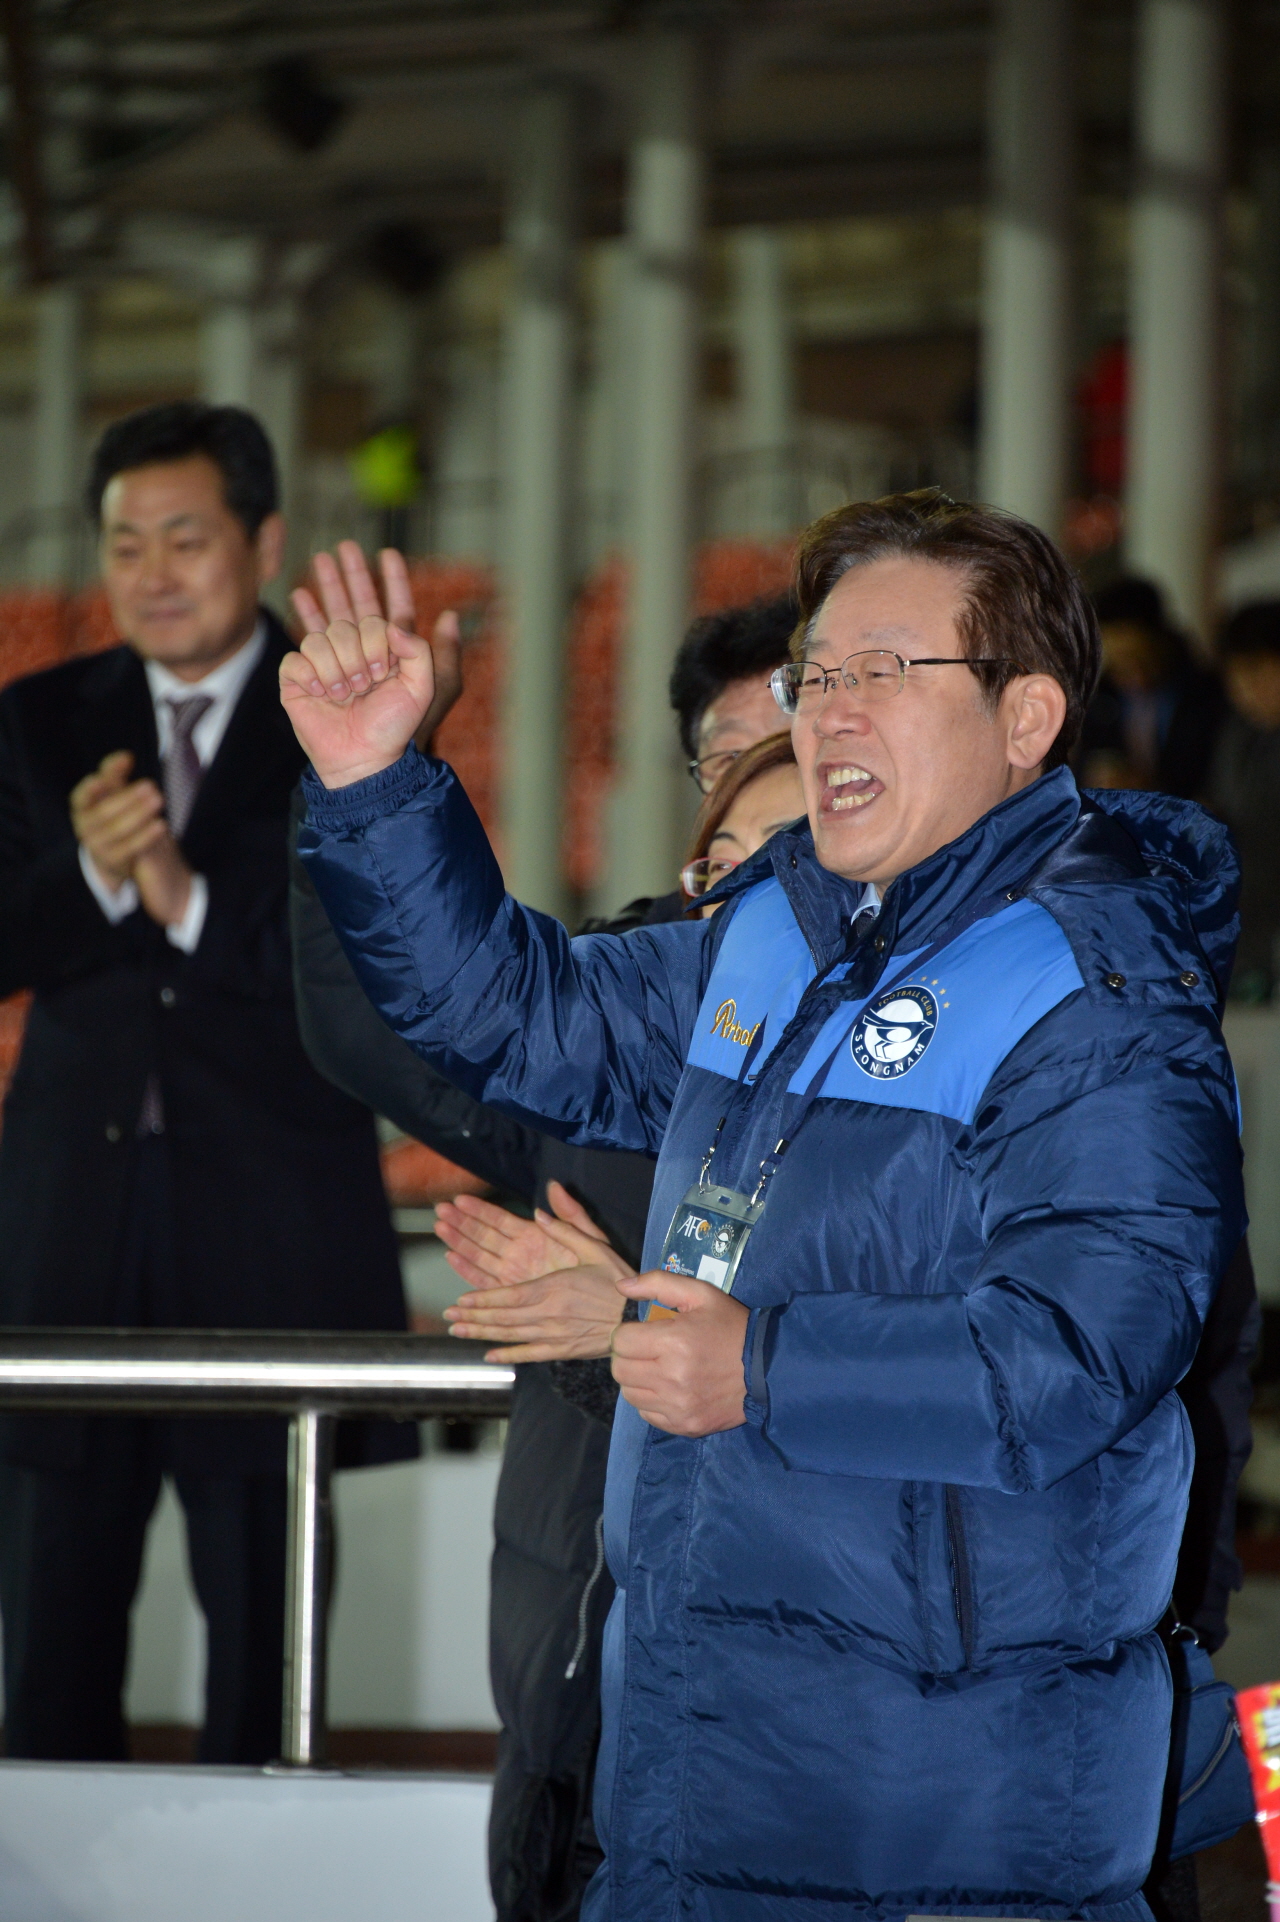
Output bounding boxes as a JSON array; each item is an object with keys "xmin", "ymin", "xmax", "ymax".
[{"xmin": 851, "ymin": 985, "xmax": 939, "ymax": 1080}]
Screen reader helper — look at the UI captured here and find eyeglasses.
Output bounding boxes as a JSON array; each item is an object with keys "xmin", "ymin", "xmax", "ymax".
[
  {"xmin": 681, "ymin": 854, "xmax": 739, "ymax": 898},
  {"xmin": 770, "ymin": 651, "xmax": 1022, "ymax": 717},
  {"xmin": 686, "ymin": 748, "xmax": 742, "ymax": 793}
]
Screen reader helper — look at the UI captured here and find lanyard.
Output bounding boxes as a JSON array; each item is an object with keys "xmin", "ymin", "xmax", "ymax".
[{"xmin": 700, "ymin": 880, "xmax": 1017, "ymax": 1207}]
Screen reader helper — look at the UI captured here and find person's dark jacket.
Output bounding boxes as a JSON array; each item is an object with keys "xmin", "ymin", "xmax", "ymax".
[
  {"xmin": 1206, "ymin": 712, "xmax": 1280, "ymax": 993},
  {"xmin": 298, "ymin": 754, "xmax": 1246, "ymax": 1917},
  {"xmin": 290, "ymin": 815, "xmax": 679, "ymax": 1921},
  {"xmin": 1079, "ymin": 661, "xmax": 1227, "ymax": 799},
  {"xmin": 0, "ymin": 613, "xmax": 412, "ymax": 1475}
]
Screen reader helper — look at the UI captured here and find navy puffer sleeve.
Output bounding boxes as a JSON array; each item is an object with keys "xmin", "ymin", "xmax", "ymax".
[
  {"xmin": 755, "ymin": 997, "xmax": 1245, "ymax": 1493},
  {"xmin": 298, "ymin": 748, "xmax": 711, "ymax": 1155}
]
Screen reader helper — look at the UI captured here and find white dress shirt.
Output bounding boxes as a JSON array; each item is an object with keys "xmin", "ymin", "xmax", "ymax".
[{"xmin": 79, "ymin": 619, "xmax": 267, "ymax": 953}]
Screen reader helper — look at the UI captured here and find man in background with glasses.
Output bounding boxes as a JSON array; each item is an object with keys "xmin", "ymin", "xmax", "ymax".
[
  {"xmin": 669, "ymin": 594, "xmax": 798, "ymax": 797},
  {"xmin": 284, "ymin": 490, "xmax": 1245, "ymax": 1922}
]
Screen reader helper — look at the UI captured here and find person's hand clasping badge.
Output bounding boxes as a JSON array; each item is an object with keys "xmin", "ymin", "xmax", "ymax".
[{"xmin": 610, "ymin": 1272, "xmax": 750, "ymax": 1438}]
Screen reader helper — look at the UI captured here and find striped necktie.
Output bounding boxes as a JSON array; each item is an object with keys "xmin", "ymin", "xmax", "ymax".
[{"xmin": 163, "ymin": 695, "xmax": 213, "ymax": 839}]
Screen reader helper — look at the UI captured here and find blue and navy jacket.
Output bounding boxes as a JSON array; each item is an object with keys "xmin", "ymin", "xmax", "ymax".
[{"xmin": 301, "ymin": 754, "xmax": 1246, "ymax": 1922}]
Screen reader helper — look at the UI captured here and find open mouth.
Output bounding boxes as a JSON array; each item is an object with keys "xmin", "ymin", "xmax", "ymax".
[{"xmin": 822, "ymin": 764, "xmax": 883, "ymax": 813}]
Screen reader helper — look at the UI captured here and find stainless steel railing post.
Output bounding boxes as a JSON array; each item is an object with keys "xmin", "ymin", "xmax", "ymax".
[
  {"xmin": 0, "ymin": 1331, "xmax": 516, "ymax": 1772},
  {"xmin": 281, "ymin": 1407, "xmax": 336, "ymax": 1768}
]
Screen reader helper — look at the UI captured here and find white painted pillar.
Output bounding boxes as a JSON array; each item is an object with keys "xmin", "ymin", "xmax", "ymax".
[
  {"xmin": 201, "ymin": 302, "xmax": 258, "ymax": 409},
  {"xmin": 580, "ymin": 238, "xmax": 634, "ymax": 571},
  {"xmin": 199, "ymin": 237, "xmax": 263, "ymax": 410},
  {"xmin": 731, "ymin": 227, "xmax": 797, "ymax": 537},
  {"xmin": 609, "ymin": 32, "xmax": 702, "ymax": 906},
  {"xmin": 1125, "ymin": 0, "xmax": 1226, "ymax": 638},
  {"xmin": 29, "ymin": 281, "xmax": 82, "ymax": 584},
  {"xmin": 372, "ymin": 297, "xmax": 421, "ymax": 422},
  {"xmin": 978, "ymin": 0, "xmax": 1073, "ymax": 534},
  {"xmin": 500, "ymin": 84, "xmax": 577, "ymax": 915},
  {"xmin": 433, "ymin": 334, "xmax": 501, "ymax": 561},
  {"xmin": 256, "ymin": 298, "xmax": 302, "ymax": 513}
]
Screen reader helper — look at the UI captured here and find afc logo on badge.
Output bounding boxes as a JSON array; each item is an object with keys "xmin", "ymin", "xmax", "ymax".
[{"xmin": 851, "ymin": 985, "xmax": 939, "ymax": 1079}]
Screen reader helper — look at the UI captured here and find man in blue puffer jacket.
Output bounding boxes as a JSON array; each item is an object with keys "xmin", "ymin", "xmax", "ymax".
[{"xmin": 283, "ymin": 492, "xmax": 1246, "ymax": 1922}]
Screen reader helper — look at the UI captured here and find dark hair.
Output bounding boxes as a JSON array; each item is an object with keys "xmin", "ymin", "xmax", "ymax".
[
  {"xmin": 669, "ymin": 592, "xmax": 799, "ymax": 759},
  {"xmin": 1219, "ymin": 601, "xmax": 1280, "ymax": 662},
  {"xmin": 792, "ymin": 489, "xmax": 1100, "ymax": 770},
  {"xmin": 87, "ymin": 401, "xmax": 278, "ymax": 537},
  {"xmin": 683, "ymin": 731, "xmax": 798, "ymax": 896},
  {"xmin": 1091, "ymin": 576, "xmax": 1169, "ymax": 630}
]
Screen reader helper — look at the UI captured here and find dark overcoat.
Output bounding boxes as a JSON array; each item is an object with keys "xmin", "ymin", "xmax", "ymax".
[{"xmin": 0, "ymin": 612, "xmax": 412, "ymax": 1473}]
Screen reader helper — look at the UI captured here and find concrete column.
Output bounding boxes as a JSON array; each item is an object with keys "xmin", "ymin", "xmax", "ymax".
[
  {"xmin": 609, "ymin": 32, "xmax": 702, "ymax": 906},
  {"xmin": 731, "ymin": 226, "xmax": 797, "ymax": 537},
  {"xmin": 199, "ymin": 237, "xmax": 264, "ymax": 410},
  {"xmin": 256, "ymin": 298, "xmax": 302, "ymax": 513},
  {"xmin": 1241, "ymin": 145, "xmax": 1280, "ymax": 504},
  {"xmin": 580, "ymin": 238, "xmax": 634, "ymax": 570},
  {"xmin": 201, "ymin": 300, "xmax": 258, "ymax": 409},
  {"xmin": 978, "ymin": 0, "xmax": 1073, "ymax": 534},
  {"xmin": 500, "ymin": 84, "xmax": 577, "ymax": 915},
  {"xmin": 434, "ymin": 334, "xmax": 501, "ymax": 560},
  {"xmin": 28, "ymin": 282, "xmax": 82, "ymax": 584},
  {"xmin": 1125, "ymin": 0, "xmax": 1225, "ymax": 638},
  {"xmin": 254, "ymin": 297, "xmax": 303, "ymax": 605},
  {"xmin": 372, "ymin": 297, "xmax": 421, "ymax": 422}
]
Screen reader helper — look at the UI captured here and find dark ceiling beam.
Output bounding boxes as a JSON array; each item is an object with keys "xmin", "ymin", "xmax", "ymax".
[{"xmin": 0, "ymin": 0, "xmax": 52, "ymax": 283}]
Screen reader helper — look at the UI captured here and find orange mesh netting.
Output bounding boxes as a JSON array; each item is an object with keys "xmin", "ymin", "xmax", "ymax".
[
  {"xmin": 408, "ymin": 561, "xmax": 503, "ymax": 850},
  {"xmin": 562, "ymin": 538, "xmax": 795, "ymax": 894}
]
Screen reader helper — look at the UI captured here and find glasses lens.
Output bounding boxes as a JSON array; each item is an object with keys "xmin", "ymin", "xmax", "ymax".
[
  {"xmin": 770, "ymin": 663, "xmax": 803, "ymax": 715},
  {"xmin": 787, "ymin": 665, "xmax": 837, "ymax": 718},
  {"xmin": 853, "ymin": 652, "xmax": 904, "ymax": 699},
  {"xmin": 693, "ymin": 749, "xmax": 739, "ymax": 793},
  {"xmin": 681, "ymin": 856, "xmax": 739, "ymax": 897}
]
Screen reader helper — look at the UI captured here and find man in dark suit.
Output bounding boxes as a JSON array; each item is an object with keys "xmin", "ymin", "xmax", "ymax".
[{"xmin": 0, "ymin": 401, "xmax": 415, "ymax": 1765}]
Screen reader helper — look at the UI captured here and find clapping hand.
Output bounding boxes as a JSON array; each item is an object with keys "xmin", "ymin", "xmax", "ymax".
[
  {"xmin": 280, "ymin": 541, "xmax": 462, "ymax": 789},
  {"xmin": 70, "ymin": 750, "xmax": 194, "ymax": 928},
  {"xmin": 438, "ymin": 1179, "xmax": 634, "ymax": 1364}
]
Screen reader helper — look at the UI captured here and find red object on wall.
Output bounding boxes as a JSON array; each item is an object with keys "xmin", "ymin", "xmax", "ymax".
[
  {"xmin": 380, "ymin": 1135, "xmax": 489, "ymax": 1208},
  {"xmin": 1077, "ymin": 341, "xmax": 1128, "ymax": 498},
  {"xmin": 0, "ymin": 590, "xmax": 74, "ymax": 693},
  {"xmin": 408, "ymin": 561, "xmax": 503, "ymax": 852},
  {"xmin": 65, "ymin": 586, "xmax": 121, "ymax": 660}
]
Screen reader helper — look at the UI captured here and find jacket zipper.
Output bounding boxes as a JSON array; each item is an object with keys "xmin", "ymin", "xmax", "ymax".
[
  {"xmin": 565, "ymin": 1513, "xmax": 606, "ymax": 1680},
  {"xmin": 944, "ymin": 1485, "xmax": 976, "ymax": 1669}
]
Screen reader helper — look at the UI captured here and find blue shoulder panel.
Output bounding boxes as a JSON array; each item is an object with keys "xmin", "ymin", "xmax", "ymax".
[
  {"xmin": 789, "ymin": 897, "xmax": 1084, "ymax": 1123},
  {"xmin": 684, "ymin": 879, "xmax": 814, "ymax": 1080}
]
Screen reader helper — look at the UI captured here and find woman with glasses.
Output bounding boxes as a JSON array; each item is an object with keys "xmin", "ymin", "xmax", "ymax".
[{"xmin": 680, "ymin": 732, "xmax": 803, "ymax": 913}]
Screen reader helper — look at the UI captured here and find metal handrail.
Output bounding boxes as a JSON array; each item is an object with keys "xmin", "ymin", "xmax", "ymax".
[{"xmin": 0, "ymin": 1330, "xmax": 515, "ymax": 1770}]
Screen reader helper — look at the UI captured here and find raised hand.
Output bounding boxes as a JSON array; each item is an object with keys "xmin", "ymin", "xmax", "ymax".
[{"xmin": 279, "ymin": 540, "xmax": 448, "ymax": 789}]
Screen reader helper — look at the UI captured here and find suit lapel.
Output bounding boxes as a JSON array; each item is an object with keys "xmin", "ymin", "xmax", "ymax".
[{"xmin": 68, "ymin": 645, "xmax": 160, "ymax": 786}]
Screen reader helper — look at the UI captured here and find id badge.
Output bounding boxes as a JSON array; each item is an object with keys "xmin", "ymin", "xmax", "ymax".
[{"xmin": 656, "ymin": 1182, "xmax": 764, "ymax": 1298}]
